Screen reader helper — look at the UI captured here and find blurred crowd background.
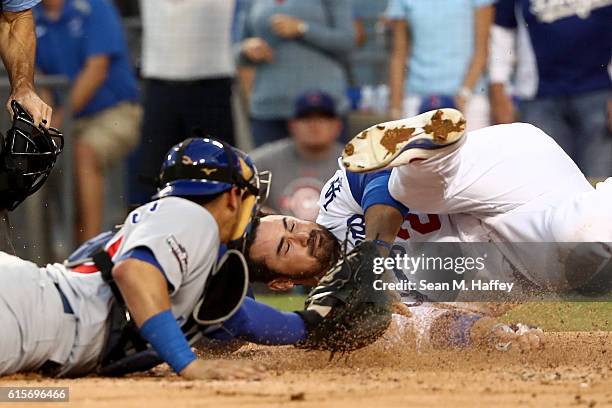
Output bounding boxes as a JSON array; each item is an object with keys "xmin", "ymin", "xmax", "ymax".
[{"xmin": 2, "ymin": 0, "xmax": 610, "ymax": 263}]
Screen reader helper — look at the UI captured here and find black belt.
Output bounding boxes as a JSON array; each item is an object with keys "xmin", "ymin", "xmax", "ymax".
[{"xmin": 54, "ymin": 283, "xmax": 74, "ymax": 314}]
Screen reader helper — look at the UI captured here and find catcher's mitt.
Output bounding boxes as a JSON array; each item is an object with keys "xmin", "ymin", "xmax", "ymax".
[{"xmin": 296, "ymin": 240, "xmax": 396, "ymax": 352}]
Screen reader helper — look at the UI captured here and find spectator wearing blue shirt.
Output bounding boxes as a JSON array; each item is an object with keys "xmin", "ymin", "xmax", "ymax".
[
  {"xmin": 489, "ymin": 0, "xmax": 612, "ymax": 177},
  {"xmin": 0, "ymin": 0, "xmax": 52, "ymax": 127},
  {"xmin": 34, "ymin": 0, "xmax": 142, "ymax": 243},
  {"xmin": 386, "ymin": 0, "xmax": 495, "ymax": 131}
]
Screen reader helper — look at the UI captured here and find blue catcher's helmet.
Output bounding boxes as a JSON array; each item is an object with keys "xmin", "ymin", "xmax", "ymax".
[
  {"xmin": 155, "ymin": 137, "xmax": 242, "ymax": 198},
  {"xmin": 154, "ymin": 136, "xmax": 271, "ymax": 241}
]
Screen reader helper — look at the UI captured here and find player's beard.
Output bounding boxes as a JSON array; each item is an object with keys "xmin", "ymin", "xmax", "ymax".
[{"xmin": 308, "ymin": 226, "xmax": 340, "ymax": 276}]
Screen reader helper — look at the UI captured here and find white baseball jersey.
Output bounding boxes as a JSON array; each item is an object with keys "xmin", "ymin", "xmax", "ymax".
[
  {"xmin": 316, "ymin": 159, "xmax": 459, "ymax": 250},
  {"xmin": 40, "ymin": 196, "xmax": 219, "ymax": 375}
]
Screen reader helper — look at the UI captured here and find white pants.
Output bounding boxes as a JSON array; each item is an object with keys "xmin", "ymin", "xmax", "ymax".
[
  {"xmin": 0, "ymin": 253, "xmax": 76, "ymax": 375},
  {"xmin": 387, "ymin": 302, "xmax": 497, "ymax": 351},
  {"xmin": 388, "ymin": 123, "xmax": 612, "ymax": 290}
]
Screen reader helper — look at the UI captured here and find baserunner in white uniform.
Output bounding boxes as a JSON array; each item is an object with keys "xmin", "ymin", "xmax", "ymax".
[
  {"xmin": 246, "ymin": 157, "xmax": 544, "ymax": 351},
  {"xmin": 342, "ymin": 108, "xmax": 612, "ymax": 293}
]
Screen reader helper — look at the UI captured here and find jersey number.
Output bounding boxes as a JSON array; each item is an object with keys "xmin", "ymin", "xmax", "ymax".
[
  {"xmin": 130, "ymin": 201, "xmax": 160, "ymax": 224},
  {"xmin": 397, "ymin": 214, "xmax": 441, "ymax": 239}
]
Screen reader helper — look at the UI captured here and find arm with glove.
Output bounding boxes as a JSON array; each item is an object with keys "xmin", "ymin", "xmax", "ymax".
[
  {"xmin": 214, "ymin": 241, "xmax": 543, "ymax": 353},
  {"xmin": 210, "ymin": 240, "xmax": 395, "ymax": 353}
]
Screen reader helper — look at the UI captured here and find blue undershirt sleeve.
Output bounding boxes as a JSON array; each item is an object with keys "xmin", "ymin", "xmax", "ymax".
[
  {"xmin": 359, "ymin": 171, "xmax": 409, "ymax": 217},
  {"xmin": 209, "ymin": 297, "xmax": 307, "ymax": 345}
]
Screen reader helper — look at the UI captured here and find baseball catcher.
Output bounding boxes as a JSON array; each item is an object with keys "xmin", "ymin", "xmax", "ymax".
[{"xmin": 0, "ymin": 136, "xmax": 264, "ymax": 378}]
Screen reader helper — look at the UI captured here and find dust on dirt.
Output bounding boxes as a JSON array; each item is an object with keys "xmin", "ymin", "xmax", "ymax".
[{"xmin": 1, "ymin": 332, "xmax": 611, "ymax": 408}]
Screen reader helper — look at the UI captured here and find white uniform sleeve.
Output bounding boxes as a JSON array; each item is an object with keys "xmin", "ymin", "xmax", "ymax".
[
  {"xmin": 316, "ymin": 161, "xmax": 364, "ymax": 249},
  {"xmin": 112, "ymin": 198, "xmax": 219, "ymax": 293}
]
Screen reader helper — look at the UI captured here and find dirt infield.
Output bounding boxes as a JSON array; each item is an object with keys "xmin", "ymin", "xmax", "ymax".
[{"xmin": 1, "ymin": 331, "xmax": 610, "ymax": 407}]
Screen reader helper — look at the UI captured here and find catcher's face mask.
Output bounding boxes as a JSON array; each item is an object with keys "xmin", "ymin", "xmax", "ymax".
[
  {"xmin": 230, "ymin": 151, "xmax": 271, "ymax": 242},
  {"xmin": 0, "ymin": 100, "xmax": 64, "ymax": 210}
]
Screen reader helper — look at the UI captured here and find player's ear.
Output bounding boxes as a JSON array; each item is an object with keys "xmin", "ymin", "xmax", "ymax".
[
  {"xmin": 226, "ymin": 186, "xmax": 240, "ymax": 211},
  {"xmin": 267, "ymin": 278, "xmax": 295, "ymax": 292}
]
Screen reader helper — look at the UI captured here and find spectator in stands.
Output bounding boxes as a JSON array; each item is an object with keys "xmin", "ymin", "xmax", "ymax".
[
  {"xmin": 350, "ymin": 0, "xmax": 388, "ymax": 88},
  {"xmin": 235, "ymin": 0, "xmax": 354, "ymax": 146},
  {"xmin": 387, "ymin": 0, "xmax": 494, "ymax": 131},
  {"xmin": 489, "ymin": 0, "xmax": 612, "ymax": 177},
  {"xmin": 352, "ymin": 9, "xmax": 366, "ymax": 49},
  {"xmin": 34, "ymin": 0, "xmax": 141, "ymax": 243},
  {"xmin": 250, "ymin": 90, "xmax": 344, "ymax": 221},
  {"xmin": 129, "ymin": 0, "xmax": 237, "ymax": 205}
]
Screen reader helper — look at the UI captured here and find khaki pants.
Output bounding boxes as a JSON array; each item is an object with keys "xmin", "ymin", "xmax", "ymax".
[{"xmin": 74, "ymin": 102, "xmax": 143, "ymax": 169}]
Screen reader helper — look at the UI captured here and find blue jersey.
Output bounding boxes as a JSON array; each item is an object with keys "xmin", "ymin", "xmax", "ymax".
[
  {"xmin": 495, "ymin": 0, "xmax": 612, "ymax": 98},
  {"xmin": 34, "ymin": 0, "xmax": 138, "ymax": 117}
]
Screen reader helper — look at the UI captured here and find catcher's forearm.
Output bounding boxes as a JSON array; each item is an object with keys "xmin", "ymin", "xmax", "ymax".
[{"xmin": 0, "ymin": 10, "xmax": 36, "ymax": 93}]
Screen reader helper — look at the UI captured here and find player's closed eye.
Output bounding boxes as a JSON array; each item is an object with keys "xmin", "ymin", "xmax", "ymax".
[{"xmin": 283, "ymin": 240, "xmax": 291, "ymax": 256}]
